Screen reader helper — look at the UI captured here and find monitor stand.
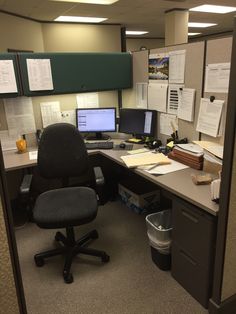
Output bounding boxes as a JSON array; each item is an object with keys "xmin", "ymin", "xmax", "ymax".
[{"xmin": 86, "ymin": 132, "xmax": 109, "ymax": 141}]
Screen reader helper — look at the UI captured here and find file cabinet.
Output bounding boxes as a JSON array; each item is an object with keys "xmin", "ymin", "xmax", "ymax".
[{"xmin": 171, "ymin": 198, "xmax": 217, "ymax": 308}]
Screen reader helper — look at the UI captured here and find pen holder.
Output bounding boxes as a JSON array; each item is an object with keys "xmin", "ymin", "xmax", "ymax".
[{"xmin": 16, "ymin": 139, "xmax": 27, "ymax": 154}]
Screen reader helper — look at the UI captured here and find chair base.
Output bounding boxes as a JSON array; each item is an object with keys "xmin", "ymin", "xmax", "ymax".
[{"xmin": 34, "ymin": 227, "xmax": 109, "ymax": 284}]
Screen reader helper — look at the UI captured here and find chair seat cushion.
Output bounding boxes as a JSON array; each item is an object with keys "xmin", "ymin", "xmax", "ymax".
[{"xmin": 33, "ymin": 187, "xmax": 98, "ymax": 229}]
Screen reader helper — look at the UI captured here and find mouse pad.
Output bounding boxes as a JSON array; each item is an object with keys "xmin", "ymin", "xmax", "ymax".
[{"xmin": 113, "ymin": 144, "xmax": 133, "ymax": 151}]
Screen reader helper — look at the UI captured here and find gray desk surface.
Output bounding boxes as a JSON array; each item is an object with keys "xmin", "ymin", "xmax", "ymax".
[{"xmin": 3, "ymin": 144, "xmax": 219, "ymax": 216}]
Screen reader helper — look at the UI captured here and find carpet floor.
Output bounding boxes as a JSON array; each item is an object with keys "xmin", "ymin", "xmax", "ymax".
[{"xmin": 16, "ymin": 200, "xmax": 208, "ymax": 314}]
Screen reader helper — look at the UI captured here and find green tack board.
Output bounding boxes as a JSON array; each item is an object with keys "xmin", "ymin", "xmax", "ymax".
[
  {"xmin": 0, "ymin": 53, "xmax": 22, "ymax": 98},
  {"xmin": 18, "ymin": 52, "xmax": 133, "ymax": 96}
]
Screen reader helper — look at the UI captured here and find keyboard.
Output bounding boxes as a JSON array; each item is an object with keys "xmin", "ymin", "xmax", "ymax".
[{"xmin": 85, "ymin": 141, "xmax": 114, "ymax": 150}]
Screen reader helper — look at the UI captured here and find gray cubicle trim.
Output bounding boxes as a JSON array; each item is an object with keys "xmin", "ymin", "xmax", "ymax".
[
  {"xmin": 0, "ymin": 144, "xmax": 27, "ymax": 313},
  {"xmin": 209, "ymin": 18, "xmax": 236, "ymax": 314}
]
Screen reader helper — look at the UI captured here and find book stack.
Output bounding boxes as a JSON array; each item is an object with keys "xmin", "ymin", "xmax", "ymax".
[{"xmin": 168, "ymin": 144, "xmax": 204, "ymax": 170}]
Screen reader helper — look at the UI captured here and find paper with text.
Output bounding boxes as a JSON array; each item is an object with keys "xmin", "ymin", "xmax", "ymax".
[
  {"xmin": 167, "ymin": 84, "xmax": 184, "ymax": 115},
  {"xmin": 178, "ymin": 88, "xmax": 196, "ymax": 122},
  {"xmin": 136, "ymin": 83, "xmax": 148, "ymax": 108},
  {"xmin": 0, "ymin": 130, "xmax": 20, "ymax": 151},
  {"xmin": 4, "ymin": 97, "xmax": 36, "ymax": 135},
  {"xmin": 76, "ymin": 92, "xmax": 99, "ymax": 108},
  {"xmin": 26, "ymin": 59, "xmax": 53, "ymax": 91},
  {"xmin": 139, "ymin": 158, "xmax": 188, "ymax": 175},
  {"xmin": 205, "ymin": 63, "xmax": 230, "ymax": 93},
  {"xmin": 0, "ymin": 60, "xmax": 18, "ymax": 94},
  {"xmin": 196, "ymin": 98, "xmax": 224, "ymax": 137},
  {"xmin": 148, "ymin": 83, "xmax": 168, "ymax": 112},
  {"xmin": 40, "ymin": 101, "xmax": 62, "ymax": 128},
  {"xmin": 169, "ymin": 50, "xmax": 186, "ymax": 84},
  {"xmin": 29, "ymin": 151, "xmax": 38, "ymax": 160},
  {"xmin": 160, "ymin": 113, "xmax": 178, "ymax": 136}
]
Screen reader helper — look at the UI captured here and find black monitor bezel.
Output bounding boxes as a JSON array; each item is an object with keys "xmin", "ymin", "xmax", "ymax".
[
  {"xmin": 76, "ymin": 107, "xmax": 117, "ymax": 133},
  {"xmin": 119, "ymin": 108, "xmax": 157, "ymax": 137}
]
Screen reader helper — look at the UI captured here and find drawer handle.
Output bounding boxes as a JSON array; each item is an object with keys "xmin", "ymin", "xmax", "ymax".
[
  {"xmin": 182, "ymin": 210, "xmax": 198, "ymax": 223},
  {"xmin": 180, "ymin": 250, "xmax": 197, "ymax": 266}
]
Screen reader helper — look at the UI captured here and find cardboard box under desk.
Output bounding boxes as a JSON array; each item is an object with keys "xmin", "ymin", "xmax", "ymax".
[{"xmin": 118, "ymin": 180, "xmax": 160, "ymax": 214}]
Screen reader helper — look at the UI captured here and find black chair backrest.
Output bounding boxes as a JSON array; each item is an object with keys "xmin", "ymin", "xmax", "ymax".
[{"xmin": 38, "ymin": 123, "xmax": 89, "ymax": 180}]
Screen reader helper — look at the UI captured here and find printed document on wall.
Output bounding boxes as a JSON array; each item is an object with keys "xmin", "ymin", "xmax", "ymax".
[
  {"xmin": 167, "ymin": 84, "xmax": 184, "ymax": 115},
  {"xmin": 4, "ymin": 97, "xmax": 36, "ymax": 135},
  {"xmin": 76, "ymin": 92, "xmax": 99, "ymax": 108},
  {"xmin": 148, "ymin": 83, "xmax": 168, "ymax": 112},
  {"xmin": 160, "ymin": 113, "xmax": 178, "ymax": 136},
  {"xmin": 205, "ymin": 63, "xmax": 230, "ymax": 93},
  {"xmin": 40, "ymin": 101, "xmax": 62, "ymax": 128},
  {"xmin": 26, "ymin": 59, "xmax": 54, "ymax": 91},
  {"xmin": 0, "ymin": 130, "xmax": 20, "ymax": 151},
  {"xmin": 136, "ymin": 83, "xmax": 148, "ymax": 108},
  {"xmin": 196, "ymin": 98, "xmax": 224, "ymax": 137},
  {"xmin": 169, "ymin": 50, "xmax": 186, "ymax": 84},
  {"xmin": 178, "ymin": 88, "xmax": 196, "ymax": 122},
  {"xmin": 0, "ymin": 60, "xmax": 18, "ymax": 93},
  {"xmin": 148, "ymin": 53, "xmax": 169, "ymax": 82}
]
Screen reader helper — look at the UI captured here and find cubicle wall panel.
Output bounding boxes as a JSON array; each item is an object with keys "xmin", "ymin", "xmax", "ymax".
[
  {"xmin": 150, "ymin": 42, "xmax": 205, "ymax": 144},
  {"xmin": 0, "ymin": 53, "xmax": 22, "ymax": 98},
  {"xmin": 18, "ymin": 52, "xmax": 132, "ymax": 96},
  {"xmin": 203, "ymin": 37, "xmax": 233, "ymax": 145}
]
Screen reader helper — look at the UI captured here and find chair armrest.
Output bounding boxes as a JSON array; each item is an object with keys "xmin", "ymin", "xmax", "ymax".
[
  {"xmin": 20, "ymin": 174, "xmax": 33, "ymax": 194},
  {"xmin": 93, "ymin": 166, "xmax": 105, "ymax": 186}
]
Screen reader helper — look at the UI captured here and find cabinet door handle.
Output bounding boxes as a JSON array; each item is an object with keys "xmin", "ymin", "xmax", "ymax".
[
  {"xmin": 180, "ymin": 249, "xmax": 197, "ymax": 266},
  {"xmin": 182, "ymin": 210, "xmax": 198, "ymax": 223}
]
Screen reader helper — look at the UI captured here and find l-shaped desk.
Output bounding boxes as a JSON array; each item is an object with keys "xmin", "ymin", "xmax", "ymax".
[{"xmin": 3, "ymin": 143, "xmax": 219, "ymax": 308}]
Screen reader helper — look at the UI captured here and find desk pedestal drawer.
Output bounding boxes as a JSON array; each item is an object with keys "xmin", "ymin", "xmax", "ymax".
[{"xmin": 171, "ymin": 243, "xmax": 212, "ymax": 308}]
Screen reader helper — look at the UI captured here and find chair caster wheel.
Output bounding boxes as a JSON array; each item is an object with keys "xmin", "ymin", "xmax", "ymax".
[
  {"xmin": 101, "ymin": 253, "xmax": 110, "ymax": 263},
  {"xmin": 91, "ymin": 230, "xmax": 99, "ymax": 239},
  {"xmin": 63, "ymin": 272, "xmax": 73, "ymax": 284},
  {"xmin": 34, "ymin": 256, "xmax": 44, "ymax": 267}
]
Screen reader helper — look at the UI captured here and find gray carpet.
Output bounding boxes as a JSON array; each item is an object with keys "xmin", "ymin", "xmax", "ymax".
[{"xmin": 16, "ymin": 200, "xmax": 207, "ymax": 314}]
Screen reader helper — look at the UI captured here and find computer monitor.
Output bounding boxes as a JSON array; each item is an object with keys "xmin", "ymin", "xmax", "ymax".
[
  {"xmin": 119, "ymin": 108, "xmax": 157, "ymax": 139},
  {"xmin": 76, "ymin": 107, "xmax": 116, "ymax": 140}
]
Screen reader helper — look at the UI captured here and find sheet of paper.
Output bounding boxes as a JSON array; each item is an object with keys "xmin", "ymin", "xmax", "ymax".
[
  {"xmin": 0, "ymin": 130, "xmax": 20, "ymax": 151},
  {"xmin": 160, "ymin": 113, "xmax": 178, "ymax": 136},
  {"xmin": 148, "ymin": 53, "xmax": 169, "ymax": 82},
  {"xmin": 40, "ymin": 101, "xmax": 62, "ymax": 128},
  {"xmin": 193, "ymin": 141, "xmax": 223, "ymax": 159},
  {"xmin": 61, "ymin": 110, "xmax": 76, "ymax": 125},
  {"xmin": 148, "ymin": 83, "xmax": 168, "ymax": 112},
  {"xmin": 29, "ymin": 151, "xmax": 38, "ymax": 160},
  {"xmin": 127, "ymin": 148, "xmax": 149, "ymax": 155},
  {"xmin": 0, "ymin": 60, "xmax": 18, "ymax": 93},
  {"xmin": 196, "ymin": 98, "xmax": 224, "ymax": 137},
  {"xmin": 169, "ymin": 50, "xmax": 186, "ymax": 84},
  {"xmin": 136, "ymin": 83, "xmax": 148, "ymax": 108},
  {"xmin": 76, "ymin": 92, "xmax": 99, "ymax": 108},
  {"xmin": 205, "ymin": 63, "xmax": 230, "ymax": 93},
  {"xmin": 178, "ymin": 88, "xmax": 196, "ymax": 122},
  {"xmin": 26, "ymin": 59, "xmax": 53, "ymax": 91},
  {"xmin": 167, "ymin": 85, "xmax": 184, "ymax": 115},
  {"xmin": 139, "ymin": 158, "xmax": 189, "ymax": 175},
  {"xmin": 4, "ymin": 97, "xmax": 36, "ymax": 135},
  {"xmin": 120, "ymin": 151, "xmax": 171, "ymax": 168}
]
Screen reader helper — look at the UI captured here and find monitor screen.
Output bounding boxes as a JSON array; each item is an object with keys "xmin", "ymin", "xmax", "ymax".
[
  {"xmin": 119, "ymin": 108, "xmax": 157, "ymax": 137},
  {"xmin": 76, "ymin": 107, "xmax": 116, "ymax": 140}
]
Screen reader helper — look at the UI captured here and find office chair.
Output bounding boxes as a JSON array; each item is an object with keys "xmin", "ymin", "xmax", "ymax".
[{"xmin": 32, "ymin": 123, "xmax": 109, "ymax": 284}]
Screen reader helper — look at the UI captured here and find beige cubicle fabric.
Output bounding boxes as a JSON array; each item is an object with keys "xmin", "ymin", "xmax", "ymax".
[
  {"xmin": 150, "ymin": 41, "xmax": 205, "ymax": 144},
  {"xmin": 203, "ymin": 36, "xmax": 233, "ymax": 145},
  {"xmin": 221, "ymin": 139, "xmax": 236, "ymax": 300},
  {"xmin": 0, "ymin": 196, "xmax": 19, "ymax": 314}
]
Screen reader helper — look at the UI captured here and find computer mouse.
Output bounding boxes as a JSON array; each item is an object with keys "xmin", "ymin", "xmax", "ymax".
[{"xmin": 119, "ymin": 143, "xmax": 126, "ymax": 149}]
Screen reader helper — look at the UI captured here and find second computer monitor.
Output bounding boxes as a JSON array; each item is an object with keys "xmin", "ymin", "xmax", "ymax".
[{"xmin": 119, "ymin": 108, "xmax": 157, "ymax": 138}]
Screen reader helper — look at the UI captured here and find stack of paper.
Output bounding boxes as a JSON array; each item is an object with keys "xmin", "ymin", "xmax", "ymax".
[
  {"xmin": 193, "ymin": 141, "xmax": 223, "ymax": 160},
  {"xmin": 211, "ymin": 179, "xmax": 221, "ymax": 202},
  {"xmin": 120, "ymin": 152, "xmax": 171, "ymax": 168}
]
